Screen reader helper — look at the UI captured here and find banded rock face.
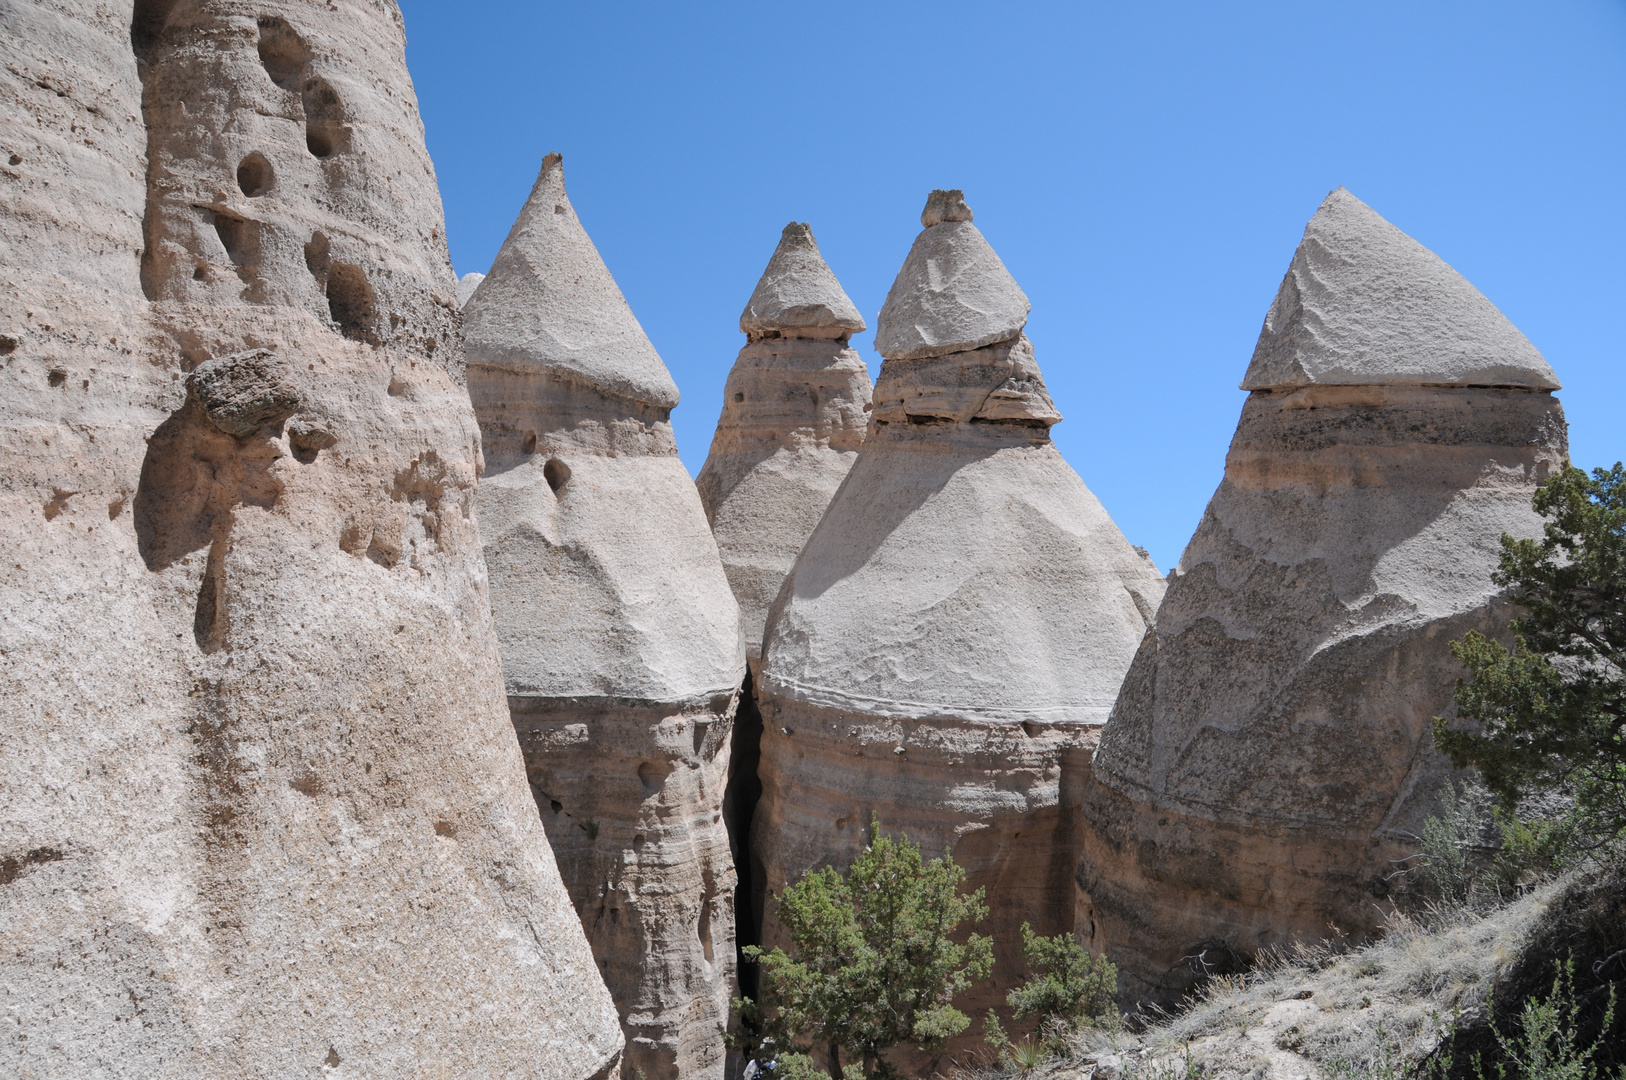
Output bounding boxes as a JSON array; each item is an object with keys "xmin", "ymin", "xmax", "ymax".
[
  {"xmin": 0, "ymin": 2, "xmax": 621, "ymax": 1078},
  {"xmin": 753, "ymin": 192, "xmax": 1167, "ymax": 1057},
  {"xmin": 464, "ymin": 154, "xmax": 745, "ymax": 1080},
  {"xmin": 1081, "ymin": 188, "xmax": 1568, "ymax": 1009},
  {"xmin": 697, "ymin": 222, "xmax": 873, "ymax": 663}
]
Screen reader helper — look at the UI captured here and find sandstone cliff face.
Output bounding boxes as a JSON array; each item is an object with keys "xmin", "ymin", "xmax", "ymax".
[
  {"xmin": 1081, "ymin": 188, "xmax": 1568, "ymax": 1010},
  {"xmin": 697, "ymin": 221, "xmax": 872, "ymax": 663},
  {"xmin": 0, "ymin": 3, "xmax": 623, "ymax": 1077},
  {"xmin": 752, "ymin": 191, "xmax": 1168, "ymax": 1050},
  {"xmin": 464, "ymin": 154, "xmax": 745, "ymax": 1080}
]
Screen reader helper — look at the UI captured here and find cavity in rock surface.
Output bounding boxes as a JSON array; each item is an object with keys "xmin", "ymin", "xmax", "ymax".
[
  {"xmin": 0, "ymin": 3, "xmax": 621, "ymax": 1077},
  {"xmin": 1080, "ymin": 188, "xmax": 1570, "ymax": 1012},
  {"xmin": 465, "ymin": 152, "xmax": 745, "ymax": 1080},
  {"xmin": 751, "ymin": 191, "xmax": 1167, "ymax": 1065}
]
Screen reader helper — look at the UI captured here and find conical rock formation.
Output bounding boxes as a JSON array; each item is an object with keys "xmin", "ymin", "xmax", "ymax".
[
  {"xmin": 752, "ymin": 192, "xmax": 1167, "ymax": 1056},
  {"xmin": 464, "ymin": 154, "xmax": 745, "ymax": 1080},
  {"xmin": 698, "ymin": 222, "xmax": 873, "ymax": 661},
  {"xmin": 1081, "ymin": 189, "xmax": 1569, "ymax": 1010},
  {"xmin": 1, "ymin": 3, "xmax": 621, "ymax": 1077}
]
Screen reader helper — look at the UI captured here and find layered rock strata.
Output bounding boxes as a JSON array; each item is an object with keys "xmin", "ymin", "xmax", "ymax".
[
  {"xmin": 1081, "ymin": 188, "xmax": 1568, "ymax": 1009},
  {"xmin": 1, "ymin": 2, "xmax": 621, "ymax": 1077},
  {"xmin": 752, "ymin": 190, "xmax": 1168, "ymax": 1053},
  {"xmin": 464, "ymin": 154, "xmax": 746, "ymax": 1080},
  {"xmin": 697, "ymin": 222, "xmax": 873, "ymax": 663}
]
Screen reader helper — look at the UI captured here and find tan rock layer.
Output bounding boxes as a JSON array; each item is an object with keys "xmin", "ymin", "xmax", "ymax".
[
  {"xmin": 514, "ymin": 695, "xmax": 740, "ymax": 1080},
  {"xmin": 1082, "ymin": 384, "xmax": 1567, "ymax": 1009}
]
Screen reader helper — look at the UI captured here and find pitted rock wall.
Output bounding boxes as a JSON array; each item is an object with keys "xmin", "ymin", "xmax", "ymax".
[{"xmin": 0, "ymin": 3, "xmax": 622, "ymax": 1077}]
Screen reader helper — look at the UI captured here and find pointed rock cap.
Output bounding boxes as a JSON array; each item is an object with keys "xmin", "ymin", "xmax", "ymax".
[
  {"xmin": 1243, "ymin": 188, "xmax": 1559, "ymax": 391},
  {"xmin": 455, "ymin": 272, "xmax": 484, "ymax": 309},
  {"xmin": 739, "ymin": 222, "xmax": 866, "ymax": 339},
  {"xmin": 462, "ymin": 153, "xmax": 680, "ymax": 408},
  {"xmin": 875, "ymin": 190, "xmax": 1031, "ymax": 361}
]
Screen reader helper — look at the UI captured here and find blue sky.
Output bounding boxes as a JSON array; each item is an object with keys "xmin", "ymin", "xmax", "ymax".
[{"xmin": 399, "ymin": 1, "xmax": 1626, "ymax": 572}]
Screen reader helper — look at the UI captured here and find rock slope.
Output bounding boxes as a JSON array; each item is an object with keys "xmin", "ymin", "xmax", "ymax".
[
  {"xmin": 1081, "ymin": 188, "xmax": 1569, "ymax": 1010},
  {"xmin": 463, "ymin": 153, "xmax": 745, "ymax": 1080},
  {"xmin": 752, "ymin": 190, "xmax": 1168, "ymax": 1050},
  {"xmin": 0, "ymin": 2, "xmax": 621, "ymax": 1077}
]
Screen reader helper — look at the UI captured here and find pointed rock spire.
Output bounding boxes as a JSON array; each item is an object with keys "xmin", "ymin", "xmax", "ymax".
[
  {"xmin": 463, "ymin": 153, "xmax": 679, "ymax": 408},
  {"xmin": 874, "ymin": 189, "xmax": 1031, "ymax": 360},
  {"xmin": 1243, "ymin": 188, "xmax": 1559, "ymax": 390},
  {"xmin": 739, "ymin": 222, "xmax": 866, "ymax": 339}
]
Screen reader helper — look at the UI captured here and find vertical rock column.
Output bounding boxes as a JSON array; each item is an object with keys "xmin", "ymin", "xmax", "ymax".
[
  {"xmin": 464, "ymin": 154, "xmax": 746, "ymax": 1080},
  {"xmin": 1081, "ymin": 188, "xmax": 1569, "ymax": 1010},
  {"xmin": 752, "ymin": 191, "xmax": 1168, "ymax": 1054},
  {"xmin": 696, "ymin": 223, "xmax": 872, "ymax": 968},
  {"xmin": 3, "ymin": 2, "xmax": 623, "ymax": 1078}
]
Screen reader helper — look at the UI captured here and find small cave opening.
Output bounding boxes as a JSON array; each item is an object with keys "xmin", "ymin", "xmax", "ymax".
[
  {"xmin": 324, "ymin": 261, "xmax": 377, "ymax": 344},
  {"xmin": 543, "ymin": 458, "xmax": 571, "ymax": 495},
  {"xmin": 301, "ymin": 77, "xmax": 349, "ymax": 158},
  {"xmin": 236, "ymin": 153, "xmax": 274, "ymax": 198},
  {"xmin": 130, "ymin": 0, "xmax": 180, "ymax": 63},
  {"xmin": 211, "ymin": 211, "xmax": 259, "ymax": 270},
  {"xmin": 723, "ymin": 668, "xmax": 766, "ymax": 1001},
  {"xmin": 256, "ymin": 16, "xmax": 310, "ymax": 91}
]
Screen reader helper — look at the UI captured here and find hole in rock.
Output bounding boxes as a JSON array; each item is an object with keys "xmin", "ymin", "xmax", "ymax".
[
  {"xmin": 723, "ymin": 669, "xmax": 766, "ymax": 1001},
  {"xmin": 302, "ymin": 77, "xmax": 349, "ymax": 158},
  {"xmin": 192, "ymin": 265, "xmax": 207, "ymax": 281},
  {"xmin": 212, "ymin": 211, "xmax": 258, "ymax": 269},
  {"xmin": 698, "ymin": 895, "xmax": 715, "ymax": 964},
  {"xmin": 324, "ymin": 1047, "xmax": 341, "ymax": 1069},
  {"xmin": 632, "ymin": 833, "xmax": 645, "ymax": 850},
  {"xmin": 0, "ymin": 336, "xmax": 15, "ymax": 355},
  {"xmin": 637, "ymin": 760, "xmax": 668, "ymax": 795},
  {"xmin": 521, "ymin": 431, "xmax": 537, "ymax": 455},
  {"xmin": 549, "ymin": 800, "xmax": 563, "ymax": 814},
  {"xmin": 692, "ymin": 719, "xmax": 707, "ymax": 756},
  {"xmin": 130, "ymin": 0, "xmax": 180, "ymax": 62},
  {"xmin": 434, "ymin": 821, "xmax": 456, "ymax": 838},
  {"xmin": 325, "ymin": 261, "xmax": 377, "ymax": 343},
  {"xmin": 48, "ymin": 368, "xmax": 66, "ymax": 387},
  {"xmin": 543, "ymin": 457, "xmax": 571, "ymax": 494},
  {"xmin": 256, "ymin": 16, "xmax": 309, "ymax": 91},
  {"xmin": 733, "ymin": 392, "xmax": 744, "ymax": 403},
  {"xmin": 7, "ymin": 155, "xmax": 20, "ymax": 167},
  {"xmin": 236, "ymin": 153, "xmax": 274, "ymax": 197}
]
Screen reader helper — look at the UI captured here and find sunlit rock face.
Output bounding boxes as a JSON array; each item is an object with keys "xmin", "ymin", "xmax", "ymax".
[
  {"xmin": 752, "ymin": 190, "xmax": 1167, "ymax": 1062},
  {"xmin": 0, "ymin": 2, "xmax": 622, "ymax": 1077},
  {"xmin": 697, "ymin": 221, "xmax": 872, "ymax": 665},
  {"xmin": 463, "ymin": 153, "xmax": 745, "ymax": 1080},
  {"xmin": 1081, "ymin": 188, "xmax": 1568, "ymax": 1011}
]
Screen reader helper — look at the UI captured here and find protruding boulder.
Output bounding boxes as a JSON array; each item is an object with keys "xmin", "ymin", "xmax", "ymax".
[
  {"xmin": 873, "ymin": 188, "xmax": 1031, "ymax": 361},
  {"xmin": 699, "ymin": 222, "xmax": 873, "ymax": 661},
  {"xmin": 1242, "ymin": 188, "xmax": 1560, "ymax": 391},
  {"xmin": 751, "ymin": 192, "xmax": 1166, "ymax": 1056},
  {"xmin": 1, "ymin": 2, "xmax": 621, "ymax": 1077},
  {"xmin": 1081, "ymin": 189, "xmax": 1569, "ymax": 1010},
  {"xmin": 465, "ymin": 154, "xmax": 745, "ymax": 1080}
]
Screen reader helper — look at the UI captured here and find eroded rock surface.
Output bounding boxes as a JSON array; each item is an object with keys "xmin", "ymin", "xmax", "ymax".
[
  {"xmin": 697, "ymin": 221, "xmax": 872, "ymax": 662},
  {"xmin": 464, "ymin": 153, "xmax": 745, "ymax": 1080},
  {"xmin": 1081, "ymin": 188, "xmax": 1569, "ymax": 1010},
  {"xmin": 1, "ymin": 2, "xmax": 621, "ymax": 1077},
  {"xmin": 752, "ymin": 192, "xmax": 1167, "ymax": 1056}
]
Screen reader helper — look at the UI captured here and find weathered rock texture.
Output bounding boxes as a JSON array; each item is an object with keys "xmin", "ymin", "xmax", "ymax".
[
  {"xmin": 1081, "ymin": 188, "xmax": 1568, "ymax": 1010},
  {"xmin": 464, "ymin": 154, "xmax": 745, "ymax": 1080},
  {"xmin": 752, "ymin": 191, "xmax": 1168, "ymax": 1057},
  {"xmin": 1, "ymin": 2, "xmax": 622, "ymax": 1077},
  {"xmin": 697, "ymin": 221, "xmax": 873, "ymax": 662},
  {"xmin": 456, "ymin": 270, "xmax": 485, "ymax": 308}
]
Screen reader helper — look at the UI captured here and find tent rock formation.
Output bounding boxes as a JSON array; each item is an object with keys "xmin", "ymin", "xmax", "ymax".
[
  {"xmin": 1080, "ymin": 188, "xmax": 1569, "ymax": 1009},
  {"xmin": 463, "ymin": 153, "xmax": 745, "ymax": 1080},
  {"xmin": 751, "ymin": 191, "xmax": 1168, "ymax": 1052},
  {"xmin": 0, "ymin": 2, "xmax": 621, "ymax": 1077}
]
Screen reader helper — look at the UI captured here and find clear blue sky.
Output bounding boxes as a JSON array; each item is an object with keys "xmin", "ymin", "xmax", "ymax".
[{"xmin": 398, "ymin": 0, "xmax": 1626, "ymax": 573}]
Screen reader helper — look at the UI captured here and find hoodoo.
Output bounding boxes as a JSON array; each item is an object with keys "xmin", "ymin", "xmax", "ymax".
[
  {"xmin": 751, "ymin": 190, "xmax": 1168, "ymax": 1047},
  {"xmin": 1, "ymin": 2, "xmax": 620, "ymax": 1077},
  {"xmin": 1080, "ymin": 188, "xmax": 1568, "ymax": 1009},
  {"xmin": 697, "ymin": 222, "xmax": 873, "ymax": 663},
  {"xmin": 463, "ymin": 153, "xmax": 746, "ymax": 1080}
]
